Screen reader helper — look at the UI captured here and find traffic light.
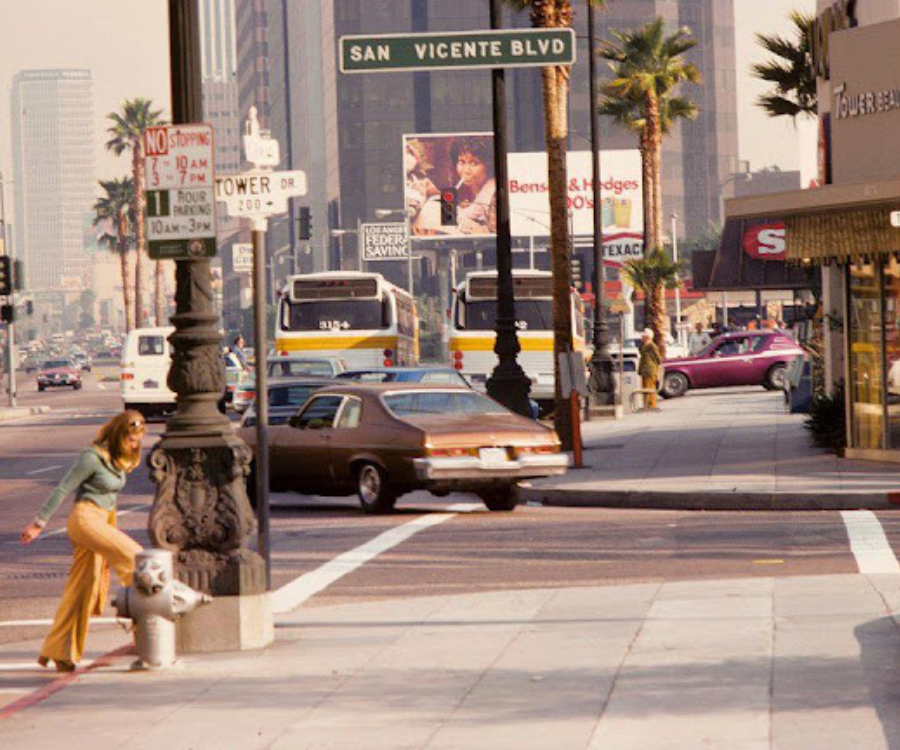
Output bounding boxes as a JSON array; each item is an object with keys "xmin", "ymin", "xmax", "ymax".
[
  {"xmin": 571, "ymin": 256, "xmax": 583, "ymax": 290},
  {"xmin": 1, "ymin": 304, "xmax": 14, "ymax": 324},
  {"xmin": 0, "ymin": 256, "xmax": 10, "ymax": 296},
  {"xmin": 12, "ymin": 259, "xmax": 23, "ymax": 291},
  {"xmin": 298, "ymin": 207, "xmax": 312, "ymax": 240},
  {"xmin": 440, "ymin": 187, "xmax": 457, "ymax": 226}
]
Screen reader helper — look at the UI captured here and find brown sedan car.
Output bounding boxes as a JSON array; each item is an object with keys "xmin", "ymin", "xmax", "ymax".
[{"xmin": 239, "ymin": 383, "xmax": 568, "ymax": 513}]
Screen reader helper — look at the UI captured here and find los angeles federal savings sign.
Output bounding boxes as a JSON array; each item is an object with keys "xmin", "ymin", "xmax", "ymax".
[{"xmin": 507, "ymin": 150, "xmax": 644, "ymax": 262}]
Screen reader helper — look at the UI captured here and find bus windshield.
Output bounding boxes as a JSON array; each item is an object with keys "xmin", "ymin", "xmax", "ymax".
[
  {"xmin": 286, "ymin": 298, "xmax": 390, "ymax": 332},
  {"xmin": 457, "ymin": 298, "xmax": 553, "ymax": 332}
]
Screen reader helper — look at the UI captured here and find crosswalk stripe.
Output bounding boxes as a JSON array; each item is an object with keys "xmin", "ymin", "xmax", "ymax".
[{"xmin": 840, "ymin": 510, "xmax": 900, "ymax": 574}]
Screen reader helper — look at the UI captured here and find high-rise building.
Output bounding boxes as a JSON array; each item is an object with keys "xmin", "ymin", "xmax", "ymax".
[{"xmin": 10, "ymin": 69, "xmax": 95, "ymax": 292}]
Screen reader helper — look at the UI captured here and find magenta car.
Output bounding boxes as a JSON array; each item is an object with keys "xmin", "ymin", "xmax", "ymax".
[{"xmin": 661, "ymin": 331, "xmax": 803, "ymax": 399}]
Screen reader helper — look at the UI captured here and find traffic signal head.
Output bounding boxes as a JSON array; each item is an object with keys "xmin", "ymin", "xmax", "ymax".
[
  {"xmin": 440, "ymin": 187, "xmax": 457, "ymax": 226},
  {"xmin": 298, "ymin": 207, "xmax": 312, "ymax": 240},
  {"xmin": 12, "ymin": 259, "xmax": 23, "ymax": 291},
  {"xmin": 0, "ymin": 304, "xmax": 14, "ymax": 323},
  {"xmin": 0, "ymin": 256, "xmax": 10, "ymax": 296}
]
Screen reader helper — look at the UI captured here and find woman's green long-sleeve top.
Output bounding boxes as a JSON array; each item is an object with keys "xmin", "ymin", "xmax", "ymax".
[{"xmin": 36, "ymin": 447, "xmax": 127, "ymax": 524}]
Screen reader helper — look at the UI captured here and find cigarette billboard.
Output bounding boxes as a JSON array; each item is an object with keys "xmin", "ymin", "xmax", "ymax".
[
  {"xmin": 404, "ymin": 132, "xmax": 496, "ymax": 240},
  {"xmin": 508, "ymin": 149, "xmax": 644, "ymax": 261}
]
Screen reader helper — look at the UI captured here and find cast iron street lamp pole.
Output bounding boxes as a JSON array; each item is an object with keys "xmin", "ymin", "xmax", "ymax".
[
  {"xmin": 586, "ymin": 0, "xmax": 615, "ymax": 407},
  {"xmin": 148, "ymin": 0, "xmax": 264, "ymax": 601},
  {"xmin": 485, "ymin": 0, "xmax": 532, "ymax": 417}
]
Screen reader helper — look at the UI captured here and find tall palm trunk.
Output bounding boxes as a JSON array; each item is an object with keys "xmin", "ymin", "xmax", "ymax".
[
  {"xmin": 639, "ymin": 129, "xmax": 655, "ymax": 252},
  {"xmin": 542, "ymin": 63, "xmax": 574, "ymax": 448},
  {"xmin": 132, "ymin": 148, "xmax": 147, "ymax": 328},
  {"xmin": 644, "ymin": 92, "xmax": 663, "ymax": 251},
  {"xmin": 653, "ymin": 285, "xmax": 668, "ymax": 360}
]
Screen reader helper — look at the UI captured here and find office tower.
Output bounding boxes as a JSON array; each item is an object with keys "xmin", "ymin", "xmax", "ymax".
[{"xmin": 10, "ymin": 69, "xmax": 95, "ymax": 291}]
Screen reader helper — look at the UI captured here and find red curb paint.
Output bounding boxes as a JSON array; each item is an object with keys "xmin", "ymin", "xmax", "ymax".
[
  {"xmin": 0, "ymin": 644, "xmax": 134, "ymax": 723},
  {"xmin": 889, "ymin": 492, "xmax": 900, "ymax": 506}
]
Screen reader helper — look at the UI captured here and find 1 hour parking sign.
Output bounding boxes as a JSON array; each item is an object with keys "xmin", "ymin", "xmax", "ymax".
[{"xmin": 144, "ymin": 124, "xmax": 217, "ymax": 260}]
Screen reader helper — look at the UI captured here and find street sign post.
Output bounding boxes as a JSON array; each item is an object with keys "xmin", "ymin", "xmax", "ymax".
[
  {"xmin": 361, "ymin": 222, "xmax": 409, "ymax": 262},
  {"xmin": 144, "ymin": 124, "xmax": 217, "ymax": 260},
  {"xmin": 340, "ymin": 28, "xmax": 575, "ymax": 73},
  {"xmin": 215, "ymin": 169, "xmax": 308, "ymax": 221}
]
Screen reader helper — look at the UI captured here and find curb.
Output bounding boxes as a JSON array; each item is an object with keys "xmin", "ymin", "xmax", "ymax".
[
  {"xmin": 0, "ymin": 406, "xmax": 50, "ymax": 423},
  {"xmin": 519, "ymin": 486, "xmax": 900, "ymax": 512}
]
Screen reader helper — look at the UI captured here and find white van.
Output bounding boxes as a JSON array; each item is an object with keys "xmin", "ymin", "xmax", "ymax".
[{"xmin": 121, "ymin": 326, "xmax": 177, "ymax": 416}]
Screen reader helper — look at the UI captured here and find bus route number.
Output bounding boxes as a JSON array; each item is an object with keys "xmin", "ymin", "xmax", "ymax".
[
  {"xmin": 515, "ymin": 320, "xmax": 529, "ymax": 331},
  {"xmin": 319, "ymin": 320, "xmax": 351, "ymax": 331}
]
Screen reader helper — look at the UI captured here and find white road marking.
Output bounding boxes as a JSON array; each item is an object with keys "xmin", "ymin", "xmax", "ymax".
[
  {"xmin": 0, "ymin": 688, "xmax": 32, "ymax": 694},
  {"xmin": 841, "ymin": 510, "xmax": 900, "ymax": 574},
  {"xmin": 0, "ymin": 659, "xmax": 95, "ymax": 672},
  {"xmin": 272, "ymin": 502, "xmax": 481, "ymax": 615},
  {"xmin": 25, "ymin": 465, "xmax": 63, "ymax": 476},
  {"xmin": 97, "ymin": 384, "xmax": 106, "ymax": 391}
]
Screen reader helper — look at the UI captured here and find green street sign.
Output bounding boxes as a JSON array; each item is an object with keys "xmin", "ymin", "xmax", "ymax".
[
  {"xmin": 149, "ymin": 237, "xmax": 216, "ymax": 261},
  {"xmin": 340, "ymin": 28, "xmax": 576, "ymax": 74}
]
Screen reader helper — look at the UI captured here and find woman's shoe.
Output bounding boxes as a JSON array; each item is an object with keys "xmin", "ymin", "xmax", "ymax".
[
  {"xmin": 37, "ymin": 656, "xmax": 50, "ymax": 668},
  {"xmin": 54, "ymin": 660, "xmax": 76, "ymax": 673}
]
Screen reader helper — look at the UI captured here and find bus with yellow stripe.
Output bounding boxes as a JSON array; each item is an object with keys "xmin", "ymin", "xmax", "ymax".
[
  {"xmin": 449, "ymin": 270, "xmax": 586, "ymax": 411},
  {"xmin": 275, "ymin": 272, "xmax": 418, "ymax": 368}
]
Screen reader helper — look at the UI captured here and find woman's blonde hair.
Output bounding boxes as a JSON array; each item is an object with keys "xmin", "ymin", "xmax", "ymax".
[{"xmin": 94, "ymin": 410, "xmax": 146, "ymax": 472}]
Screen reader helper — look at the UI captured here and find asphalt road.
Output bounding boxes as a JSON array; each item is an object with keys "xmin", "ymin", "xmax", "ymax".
[{"xmin": 1, "ymin": 375, "xmax": 897, "ymax": 649}]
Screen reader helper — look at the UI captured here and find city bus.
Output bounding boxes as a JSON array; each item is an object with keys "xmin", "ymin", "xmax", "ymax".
[
  {"xmin": 275, "ymin": 271, "xmax": 419, "ymax": 368},
  {"xmin": 449, "ymin": 270, "xmax": 586, "ymax": 412}
]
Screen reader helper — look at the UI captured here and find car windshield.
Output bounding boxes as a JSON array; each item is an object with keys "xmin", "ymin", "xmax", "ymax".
[
  {"xmin": 268, "ymin": 360, "xmax": 335, "ymax": 378},
  {"xmin": 43, "ymin": 360, "xmax": 71, "ymax": 369},
  {"xmin": 384, "ymin": 390, "xmax": 507, "ymax": 416}
]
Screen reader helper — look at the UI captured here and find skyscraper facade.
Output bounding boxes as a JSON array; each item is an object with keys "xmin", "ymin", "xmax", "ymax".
[{"xmin": 10, "ymin": 69, "xmax": 95, "ymax": 291}]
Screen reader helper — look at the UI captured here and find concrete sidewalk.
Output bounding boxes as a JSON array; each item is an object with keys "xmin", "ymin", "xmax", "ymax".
[
  {"xmin": 523, "ymin": 388, "xmax": 900, "ymax": 511},
  {"xmin": 0, "ymin": 405, "xmax": 49, "ymax": 423},
  {"xmin": 4, "ymin": 573, "xmax": 900, "ymax": 748}
]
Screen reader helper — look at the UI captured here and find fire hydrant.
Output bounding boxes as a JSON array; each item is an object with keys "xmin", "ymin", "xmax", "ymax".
[{"xmin": 114, "ymin": 549, "xmax": 212, "ymax": 669}]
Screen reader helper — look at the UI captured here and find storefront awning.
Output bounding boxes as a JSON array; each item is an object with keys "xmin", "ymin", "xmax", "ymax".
[{"xmin": 724, "ymin": 178, "xmax": 900, "ymax": 263}]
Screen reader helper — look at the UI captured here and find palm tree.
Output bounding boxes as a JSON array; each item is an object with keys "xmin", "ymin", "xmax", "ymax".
[
  {"xmin": 106, "ymin": 99, "xmax": 165, "ymax": 328},
  {"xmin": 621, "ymin": 247, "xmax": 683, "ymax": 359},
  {"xmin": 93, "ymin": 178, "xmax": 136, "ymax": 332},
  {"xmin": 503, "ymin": 0, "xmax": 607, "ymax": 444},
  {"xmin": 598, "ymin": 18, "xmax": 700, "ymax": 253},
  {"xmin": 752, "ymin": 11, "xmax": 817, "ymax": 120}
]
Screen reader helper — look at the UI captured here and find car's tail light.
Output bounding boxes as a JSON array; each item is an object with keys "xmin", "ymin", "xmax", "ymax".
[
  {"xmin": 121, "ymin": 372, "xmax": 134, "ymax": 381},
  {"xmin": 384, "ymin": 358, "xmax": 394, "ymax": 367},
  {"xmin": 514, "ymin": 445, "xmax": 558, "ymax": 456},
  {"xmin": 426, "ymin": 446, "xmax": 477, "ymax": 457}
]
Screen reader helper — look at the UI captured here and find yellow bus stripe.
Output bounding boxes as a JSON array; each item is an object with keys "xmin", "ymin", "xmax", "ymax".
[
  {"xmin": 450, "ymin": 336, "xmax": 587, "ymax": 353},
  {"xmin": 276, "ymin": 336, "xmax": 399, "ymax": 351}
]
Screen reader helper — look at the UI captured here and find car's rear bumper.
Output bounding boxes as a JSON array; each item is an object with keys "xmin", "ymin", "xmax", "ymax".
[{"xmin": 414, "ymin": 453, "xmax": 569, "ymax": 482}]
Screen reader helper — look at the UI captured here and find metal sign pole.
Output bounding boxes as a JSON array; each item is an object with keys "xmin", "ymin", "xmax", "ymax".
[{"xmin": 252, "ymin": 219, "xmax": 271, "ymax": 591}]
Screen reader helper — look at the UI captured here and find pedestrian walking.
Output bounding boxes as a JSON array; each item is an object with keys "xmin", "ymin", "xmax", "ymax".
[
  {"xmin": 20, "ymin": 411, "xmax": 147, "ymax": 672},
  {"xmin": 687, "ymin": 322, "xmax": 711, "ymax": 356},
  {"xmin": 638, "ymin": 328, "xmax": 662, "ymax": 411}
]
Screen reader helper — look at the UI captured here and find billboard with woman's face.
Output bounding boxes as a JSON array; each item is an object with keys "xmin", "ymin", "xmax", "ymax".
[{"xmin": 403, "ymin": 132, "xmax": 496, "ymax": 239}]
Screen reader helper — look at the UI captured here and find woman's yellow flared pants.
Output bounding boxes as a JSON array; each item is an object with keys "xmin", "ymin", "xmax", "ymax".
[{"xmin": 40, "ymin": 502, "xmax": 142, "ymax": 665}]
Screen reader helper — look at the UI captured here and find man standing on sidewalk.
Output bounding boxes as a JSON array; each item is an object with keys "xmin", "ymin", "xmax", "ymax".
[{"xmin": 639, "ymin": 328, "xmax": 662, "ymax": 411}]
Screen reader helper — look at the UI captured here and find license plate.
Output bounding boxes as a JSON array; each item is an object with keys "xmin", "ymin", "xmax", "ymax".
[{"xmin": 479, "ymin": 447, "xmax": 509, "ymax": 466}]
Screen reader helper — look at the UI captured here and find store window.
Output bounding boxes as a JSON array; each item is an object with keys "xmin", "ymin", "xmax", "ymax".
[
  {"xmin": 848, "ymin": 263, "xmax": 884, "ymax": 450},
  {"xmin": 884, "ymin": 260, "xmax": 900, "ymax": 447}
]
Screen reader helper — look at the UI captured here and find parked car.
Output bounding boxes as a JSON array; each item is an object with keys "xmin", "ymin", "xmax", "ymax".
[
  {"xmin": 336, "ymin": 366, "xmax": 471, "ymax": 386},
  {"xmin": 37, "ymin": 359, "xmax": 82, "ymax": 391},
  {"xmin": 120, "ymin": 326, "xmax": 176, "ymax": 416},
  {"xmin": 238, "ymin": 383, "xmax": 568, "ymax": 514},
  {"xmin": 239, "ymin": 378, "xmax": 341, "ymax": 427},
  {"xmin": 660, "ymin": 330, "xmax": 804, "ymax": 399},
  {"xmin": 232, "ymin": 356, "xmax": 349, "ymax": 413},
  {"xmin": 71, "ymin": 353, "xmax": 92, "ymax": 372}
]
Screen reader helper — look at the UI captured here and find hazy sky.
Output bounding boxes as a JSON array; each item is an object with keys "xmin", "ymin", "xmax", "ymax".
[{"xmin": 0, "ymin": 0, "xmax": 816, "ymax": 186}]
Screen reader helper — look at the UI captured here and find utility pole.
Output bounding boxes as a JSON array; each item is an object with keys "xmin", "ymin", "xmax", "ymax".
[
  {"xmin": 147, "ymin": 0, "xmax": 271, "ymax": 652},
  {"xmin": 672, "ymin": 212, "xmax": 683, "ymax": 348},
  {"xmin": 0, "ymin": 173, "xmax": 16, "ymax": 407},
  {"xmin": 485, "ymin": 0, "xmax": 532, "ymax": 417},
  {"xmin": 586, "ymin": 0, "xmax": 615, "ymax": 412}
]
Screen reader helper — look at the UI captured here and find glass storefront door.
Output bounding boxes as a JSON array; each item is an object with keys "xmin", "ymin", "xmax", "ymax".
[
  {"xmin": 848, "ymin": 263, "xmax": 884, "ymax": 450},
  {"xmin": 884, "ymin": 261, "xmax": 900, "ymax": 447}
]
